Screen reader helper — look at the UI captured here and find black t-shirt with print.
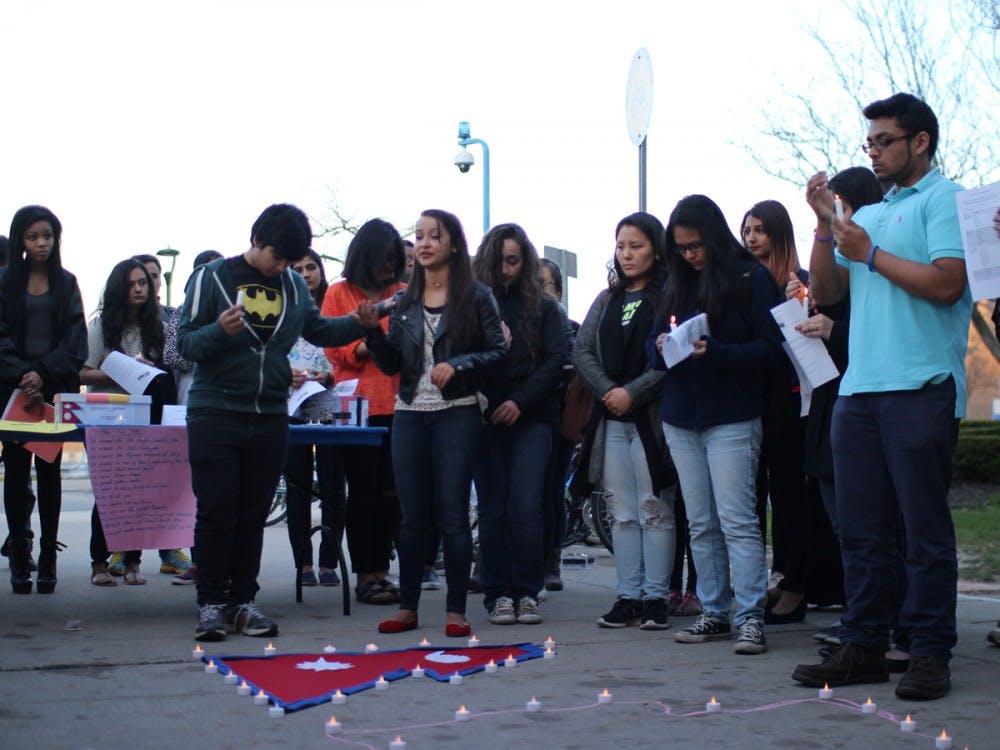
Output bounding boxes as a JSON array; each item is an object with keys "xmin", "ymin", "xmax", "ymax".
[
  {"xmin": 620, "ymin": 289, "xmax": 644, "ymax": 328},
  {"xmin": 226, "ymin": 256, "xmax": 283, "ymax": 344}
]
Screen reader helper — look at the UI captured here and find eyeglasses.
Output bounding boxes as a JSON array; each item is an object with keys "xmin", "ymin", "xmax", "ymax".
[
  {"xmin": 861, "ymin": 133, "xmax": 915, "ymax": 154},
  {"xmin": 673, "ymin": 241, "xmax": 705, "ymax": 256}
]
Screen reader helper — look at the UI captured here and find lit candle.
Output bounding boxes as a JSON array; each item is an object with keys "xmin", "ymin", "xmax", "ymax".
[
  {"xmin": 818, "ymin": 683, "xmax": 833, "ymax": 700},
  {"xmin": 264, "ymin": 643, "xmax": 276, "ymax": 656},
  {"xmin": 389, "ymin": 737, "xmax": 407, "ymax": 750},
  {"xmin": 192, "ymin": 644, "xmax": 204, "ymax": 659},
  {"xmin": 366, "ymin": 643, "xmax": 379, "ymax": 653},
  {"xmin": 449, "ymin": 673, "xmax": 463, "ymax": 685},
  {"xmin": 375, "ymin": 675, "xmax": 389, "ymax": 691},
  {"xmin": 504, "ymin": 654, "xmax": 517, "ymax": 668},
  {"xmin": 484, "ymin": 659, "xmax": 498, "ymax": 673},
  {"xmin": 324, "ymin": 644, "xmax": 336, "ymax": 654},
  {"xmin": 935, "ymin": 730, "xmax": 952, "ymax": 749},
  {"xmin": 411, "ymin": 665, "xmax": 425, "ymax": 678},
  {"xmin": 670, "ymin": 315, "xmax": 678, "ymax": 332},
  {"xmin": 253, "ymin": 689, "xmax": 268, "ymax": 706},
  {"xmin": 861, "ymin": 697, "xmax": 877, "ymax": 714},
  {"xmin": 899, "ymin": 715, "xmax": 917, "ymax": 733},
  {"xmin": 419, "ymin": 638, "xmax": 430, "ymax": 647},
  {"xmin": 224, "ymin": 672, "xmax": 238, "ymax": 685},
  {"xmin": 834, "ymin": 194, "xmax": 845, "ymax": 221},
  {"xmin": 525, "ymin": 696, "xmax": 541, "ymax": 712},
  {"xmin": 543, "ymin": 647, "xmax": 555, "ymax": 659},
  {"xmin": 598, "ymin": 689, "xmax": 612, "ymax": 704},
  {"xmin": 467, "ymin": 635, "xmax": 479, "ymax": 647},
  {"xmin": 544, "ymin": 636, "xmax": 556, "ymax": 649},
  {"xmin": 325, "ymin": 717, "xmax": 342, "ymax": 736},
  {"xmin": 237, "ymin": 680, "xmax": 251, "ymax": 696},
  {"xmin": 204, "ymin": 659, "xmax": 218, "ymax": 674},
  {"xmin": 331, "ymin": 689, "xmax": 346, "ymax": 705},
  {"xmin": 269, "ymin": 706, "xmax": 284, "ymax": 718},
  {"xmin": 705, "ymin": 696, "xmax": 721, "ymax": 713},
  {"xmin": 454, "ymin": 705, "xmax": 471, "ymax": 721}
]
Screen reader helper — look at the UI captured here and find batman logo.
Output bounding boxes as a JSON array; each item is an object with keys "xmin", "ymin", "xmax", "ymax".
[{"xmin": 240, "ymin": 285, "xmax": 282, "ymax": 328}]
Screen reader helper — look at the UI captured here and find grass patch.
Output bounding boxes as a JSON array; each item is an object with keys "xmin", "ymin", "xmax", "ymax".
[{"xmin": 952, "ymin": 490, "xmax": 1000, "ymax": 582}]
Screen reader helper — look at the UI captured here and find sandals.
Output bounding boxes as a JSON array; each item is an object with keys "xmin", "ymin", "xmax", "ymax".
[
  {"xmin": 124, "ymin": 562, "xmax": 146, "ymax": 585},
  {"xmin": 356, "ymin": 579, "xmax": 399, "ymax": 605},
  {"xmin": 91, "ymin": 562, "xmax": 117, "ymax": 587}
]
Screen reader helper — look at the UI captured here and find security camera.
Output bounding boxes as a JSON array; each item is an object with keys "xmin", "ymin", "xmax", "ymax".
[{"xmin": 454, "ymin": 148, "xmax": 475, "ymax": 173}]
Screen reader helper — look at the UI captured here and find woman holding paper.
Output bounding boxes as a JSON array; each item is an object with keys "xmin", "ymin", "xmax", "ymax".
[
  {"xmin": 572, "ymin": 212, "xmax": 675, "ymax": 631},
  {"xmin": 650, "ymin": 194, "xmax": 783, "ymax": 655},
  {"xmin": 0, "ymin": 206, "xmax": 88, "ymax": 594}
]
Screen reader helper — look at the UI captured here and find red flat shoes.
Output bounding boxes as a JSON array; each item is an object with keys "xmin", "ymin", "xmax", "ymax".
[
  {"xmin": 445, "ymin": 621, "xmax": 471, "ymax": 638},
  {"xmin": 378, "ymin": 616, "xmax": 419, "ymax": 634}
]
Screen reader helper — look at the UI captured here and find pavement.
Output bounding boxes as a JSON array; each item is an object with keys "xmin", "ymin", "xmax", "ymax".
[{"xmin": 1, "ymin": 474, "xmax": 999, "ymax": 750}]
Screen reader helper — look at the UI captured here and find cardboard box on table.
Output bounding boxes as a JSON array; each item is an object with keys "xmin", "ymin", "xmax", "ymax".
[
  {"xmin": 56, "ymin": 393, "xmax": 152, "ymax": 425},
  {"xmin": 297, "ymin": 393, "xmax": 368, "ymax": 426}
]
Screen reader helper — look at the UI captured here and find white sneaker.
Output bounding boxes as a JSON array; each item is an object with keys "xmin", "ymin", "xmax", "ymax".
[
  {"xmin": 516, "ymin": 596, "xmax": 542, "ymax": 624},
  {"xmin": 489, "ymin": 596, "xmax": 517, "ymax": 625}
]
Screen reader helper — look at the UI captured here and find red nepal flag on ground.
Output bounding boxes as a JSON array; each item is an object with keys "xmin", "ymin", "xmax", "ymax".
[{"xmin": 209, "ymin": 643, "xmax": 545, "ymax": 712}]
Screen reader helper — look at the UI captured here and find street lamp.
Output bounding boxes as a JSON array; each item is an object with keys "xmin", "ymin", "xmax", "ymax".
[
  {"xmin": 156, "ymin": 247, "xmax": 181, "ymax": 307},
  {"xmin": 455, "ymin": 121, "xmax": 490, "ymax": 234}
]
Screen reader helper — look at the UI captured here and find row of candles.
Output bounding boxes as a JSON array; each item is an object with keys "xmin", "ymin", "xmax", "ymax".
[
  {"xmin": 193, "ymin": 634, "xmax": 557, "ymax": 658},
  {"xmin": 816, "ymin": 684, "xmax": 957, "ymax": 748}
]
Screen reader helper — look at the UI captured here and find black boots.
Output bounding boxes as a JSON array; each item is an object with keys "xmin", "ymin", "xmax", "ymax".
[
  {"xmin": 36, "ymin": 541, "xmax": 62, "ymax": 594},
  {"xmin": 9, "ymin": 538, "xmax": 33, "ymax": 594}
]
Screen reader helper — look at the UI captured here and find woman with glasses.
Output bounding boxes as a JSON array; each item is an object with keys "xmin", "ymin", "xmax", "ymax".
[
  {"xmin": 573, "ymin": 212, "xmax": 675, "ymax": 631},
  {"xmin": 649, "ymin": 194, "xmax": 782, "ymax": 655}
]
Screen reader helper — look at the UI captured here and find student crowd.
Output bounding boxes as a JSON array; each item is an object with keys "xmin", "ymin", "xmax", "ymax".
[{"xmin": 2, "ymin": 93, "xmax": 998, "ymax": 704}]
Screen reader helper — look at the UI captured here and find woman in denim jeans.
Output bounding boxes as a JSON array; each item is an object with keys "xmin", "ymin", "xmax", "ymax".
[
  {"xmin": 359, "ymin": 209, "xmax": 506, "ymax": 638},
  {"xmin": 572, "ymin": 212, "xmax": 675, "ymax": 631},
  {"xmin": 649, "ymin": 195, "xmax": 782, "ymax": 655}
]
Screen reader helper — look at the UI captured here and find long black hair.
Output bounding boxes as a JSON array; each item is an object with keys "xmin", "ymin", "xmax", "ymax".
[
  {"xmin": 400, "ymin": 209, "xmax": 482, "ymax": 351},
  {"xmin": 98, "ymin": 258, "xmax": 165, "ymax": 363},
  {"xmin": 829, "ymin": 166, "xmax": 885, "ymax": 213},
  {"xmin": 342, "ymin": 219, "xmax": 405, "ymax": 292},
  {"xmin": 2, "ymin": 206, "xmax": 68, "ymax": 324},
  {"xmin": 609, "ymin": 211, "xmax": 669, "ymax": 294},
  {"xmin": 297, "ymin": 249, "xmax": 329, "ymax": 306},
  {"xmin": 661, "ymin": 195, "xmax": 756, "ymax": 331},
  {"xmin": 474, "ymin": 222, "xmax": 546, "ymax": 363}
]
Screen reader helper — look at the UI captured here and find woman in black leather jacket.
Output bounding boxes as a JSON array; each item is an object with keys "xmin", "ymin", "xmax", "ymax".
[{"xmin": 360, "ymin": 209, "xmax": 506, "ymax": 638}]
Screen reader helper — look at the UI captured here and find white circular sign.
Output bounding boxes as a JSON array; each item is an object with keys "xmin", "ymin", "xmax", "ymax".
[{"xmin": 625, "ymin": 48, "xmax": 653, "ymax": 146}]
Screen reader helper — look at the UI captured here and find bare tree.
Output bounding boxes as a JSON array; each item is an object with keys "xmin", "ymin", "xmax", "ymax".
[{"xmin": 311, "ymin": 192, "xmax": 414, "ymax": 268}]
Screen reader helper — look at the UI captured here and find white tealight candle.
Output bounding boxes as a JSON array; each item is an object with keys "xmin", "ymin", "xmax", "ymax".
[
  {"xmin": 484, "ymin": 660, "xmax": 498, "ymax": 673},
  {"xmin": 253, "ymin": 690, "xmax": 268, "ymax": 706},
  {"xmin": 818, "ymin": 684, "xmax": 833, "ymax": 700},
  {"xmin": 324, "ymin": 644, "xmax": 336, "ymax": 654},
  {"xmin": 450, "ymin": 673, "xmax": 463, "ymax": 685},
  {"xmin": 935, "ymin": 730, "xmax": 952, "ymax": 749},
  {"xmin": 544, "ymin": 637, "xmax": 556, "ymax": 649},
  {"xmin": 264, "ymin": 643, "xmax": 276, "ymax": 656},
  {"xmin": 467, "ymin": 635, "xmax": 479, "ymax": 647},
  {"xmin": 861, "ymin": 697, "xmax": 877, "ymax": 714},
  {"xmin": 375, "ymin": 676, "xmax": 389, "ymax": 691},
  {"xmin": 598, "ymin": 689, "xmax": 612, "ymax": 704},
  {"xmin": 331, "ymin": 690, "xmax": 346, "ymax": 705},
  {"xmin": 365, "ymin": 643, "xmax": 379, "ymax": 653},
  {"xmin": 269, "ymin": 706, "xmax": 284, "ymax": 718},
  {"xmin": 325, "ymin": 717, "xmax": 342, "ymax": 736},
  {"xmin": 411, "ymin": 665, "xmax": 425, "ymax": 678},
  {"xmin": 204, "ymin": 660, "xmax": 218, "ymax": 674},
  {"xmin": 504, "ymin": 654, "xmax": 517, "ymax": 668},
  {"xmin": 525, "ymin": 697, "xmax": 541, "ymax": 712},
  {"xmin": 389, "ymin": 737, "xmax": 407, "ymax": 750},
  {"xmin": 192, "ymin": 645, "xmax": 204, "ymax": 659},
  {"xmin": 899, "ymin": 715, "xmax": 917, "ymax": 733},
  {"xmin": 834, "ymin": 194, "xmax": 845, "ymax": 221},
  {"xmin": 455, "ymin": 705, "xmax": 471, "ymax": 721},
  {"xmin": 419, "ymin": 638, "xmax": 430, "ymax": 647},
  {"xmin": 543, "ymin": 647, "xmax": 555, "ymax": 659},
  {"xmin": 224, "ymin": 672, "xmax": 238, "ymax": 685},
  {"xmin": 705, "ymin": 697, "xmax": 721, "ymax": 713},
  {"xmin": 237, "ymin": 681, "xmax": 252, "ymax": 696}
]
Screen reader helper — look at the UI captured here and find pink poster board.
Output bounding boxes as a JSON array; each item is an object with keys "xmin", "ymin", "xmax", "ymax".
[{"xmin": 86, "ymin": 426, "xmax": 195, "ymax": 550}]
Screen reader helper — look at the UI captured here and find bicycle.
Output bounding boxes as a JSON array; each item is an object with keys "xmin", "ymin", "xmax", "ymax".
[{"xmin": 562, "ymin": 444, "xmax": 613, "ymax": 553}]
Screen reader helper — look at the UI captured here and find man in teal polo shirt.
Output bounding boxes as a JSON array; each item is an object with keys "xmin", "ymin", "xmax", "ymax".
[{"xmin": 792, "ymin": 93, "xmax": 972, "ymax": 700}]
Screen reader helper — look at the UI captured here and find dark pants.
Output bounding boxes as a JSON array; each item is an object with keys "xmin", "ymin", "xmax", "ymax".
[
  {"xmin": 832, "ymin": 379, "xmax": 959, "ymax": 657},
  {"xmin": 344, "ymin": 414, "xmax": 399, "ymax": 576},
  {"xmin": 670, "ymin": 487, "xmax": 697, "ymax": 592},
  {"xmin": 475, "ymin": 420, "xmax": 551, "ymax": 608},
  {"xmin": 284, "ymin": 443, "xmax": 345, "ymax": 570},
  {"xmin": 90, "ymin": 505, "xmax": 140, "ymax": 565},
  {"xmin": 187, "ymin": 408, "xmax": 288, "ymax": 606},
  {"xmin": 3, "ymin": 443, "xmax": 60, "ymax": 547},
  {"xmin": 392, "ymin": 406, "xmax": 482, "ymax": 615}
]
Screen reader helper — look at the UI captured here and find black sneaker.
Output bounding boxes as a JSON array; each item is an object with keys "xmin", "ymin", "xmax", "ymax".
[
  {"xmin": 674, "ymin": 614, "xmax": 732, "ymax": 643},
  {"xmin": 792, "ymin": 642, "xmax": 889, "ymax": 687},
  {"xmin": 195, "ymin": 603, "xmax": 227, "ymax": 642},
  {"xmin": 225, "ymin": 601, "xmax": 279, "ymax": 637},
  {"xmin": 639, "ymin": 598, "xmax": 670, "ymax": 630},
  {"xmin": 597, "ymin": 597, "xmax": 642, "ymax": 628},
  {"xmin": 734, "ymin": 618, "xmax": 767, "ymax": 654},
  {"xmin": 895, "ymin": 655, "xmax": 951, "ymax": 700}
]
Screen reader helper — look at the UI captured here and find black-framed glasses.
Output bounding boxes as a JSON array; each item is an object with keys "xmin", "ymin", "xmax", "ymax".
[
  {"xmin": 674, "ymin": 241, "xmax": 705, "ymax": 256},
  {"xmin": 861, "ymin": 133, "xmax": 915, "ymax": 154}
]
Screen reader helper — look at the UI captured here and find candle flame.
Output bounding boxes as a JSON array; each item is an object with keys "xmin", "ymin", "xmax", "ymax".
[
  {"xmin": 267, "ymin": 642, "xmax": 273, "ymax": 648},
  {"xmin": 395, "ymin": 737, "xmax": 402, "ymax": 743},
  {"xmin": 487, "ymin": 659, "xmax": 495, "ymax": 666},
  {"xmin": 328, "ymin": 717, "xmax": 338, "ymax": 725},
  {"xmin": 240, "ymin": 680, "xmax": 247, "ymax": 688},
  {"xmin": 940, "ymin": 730, "xmax": 949, "ymax": 740},
  {"xmin": 601, "ymin": 689, "xmax": 610, "ymax": 697},
  {"xmin": 531, "ymin": 696, "xmax": 537, "ymax": 702},
  {"xmin": 545, "ymin": 647, "xmax": 553, "ymax": 653},
  {"xmin": 670, "ymin": 315, "xmax": 677, "ymax": 324},
  {"xmin": 709, "ymin": 696, "xmax": 718, "ymax": 705},
  {"xmin": 378, "ymin": 675, "xmax": 386, "ymax": 682},
  {"xmin": 507, "ymin": 653, "xmax": 514, "ymax": 659},
  {"xmin": 823, "ymin": 683, "xmax": 829, "ymax": 690},
  {"xmin": 207, "ymin": 659, "xmax": 214, "ymax": 667},
  {"xmin": 459, "ymin": 705, "xmax": 467, "ymax": 712},
  {"xmin": 194, "ymin": 645, "xmax": 203, "ymax": 652},
  {"xmin": 865, "ymin": 697, "xmax": 873, "ymax": 705},
  {"xmin": 257, "ymin": 689, "xmax": 265, "ymax": 698},
  {"xmin": 904, "ymin": 715, "xmax": 912, "ymax": 722},
  {"xmin": 335, "ymin": 689, "xmax": 343, "ymax": 696},
  {"xmin": 420, "ymin": 638, "xmax": 429, "ymax": 645}
]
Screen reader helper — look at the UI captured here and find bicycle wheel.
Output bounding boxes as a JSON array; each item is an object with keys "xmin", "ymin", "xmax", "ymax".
[
  {"xmin": 590, "ymin": 488, "xmax": 613, "ymax": 553},
  {"xmin": 265, "ymin": 475, "xmax": 288, "ymax": 527}
]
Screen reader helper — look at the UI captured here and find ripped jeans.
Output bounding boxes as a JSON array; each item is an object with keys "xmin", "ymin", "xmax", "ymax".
[{"xmin": 602, "ymin": 419, "xmax": 675, "ymax": 600}]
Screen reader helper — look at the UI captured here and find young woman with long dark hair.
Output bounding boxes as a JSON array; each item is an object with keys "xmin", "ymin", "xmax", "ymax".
[
  {"xmin": 0, "ymin": 206, "xmax": 88, "ymax": 594},
  {"xmin": 358, "ymin": 209, "xmax": 506, "ymax": 637},
  {"xmin": 472, "ymin": 223, "xmax": 567, "ymax": 625},
  {"xmin": 650, "ymin": 195, "xmax": 782, "ymax": 655}
]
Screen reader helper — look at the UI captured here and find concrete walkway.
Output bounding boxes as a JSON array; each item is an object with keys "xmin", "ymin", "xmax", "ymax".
[{"xmin": 1, "ymin": 477, "xmax": 998, "ymax": 749}]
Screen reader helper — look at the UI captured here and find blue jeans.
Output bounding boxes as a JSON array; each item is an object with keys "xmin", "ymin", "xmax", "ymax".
[
  {"xmin": 831, "ymin": 379, "xmax": 959, "ymax": 657},
  {"xmin": 602, "ymin": 420, "xmax": 675, "ymax": 601},
  {"xmin": 392, "ymin": 406, "xmax": 482, "ymax": 615},
  {"xmin": 474, "ymin": 420, "xmax": 551, "ymax": 608},
  {"xmin": 662, "ymin": 419, "xmax": 766, "ymax": 625}
]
